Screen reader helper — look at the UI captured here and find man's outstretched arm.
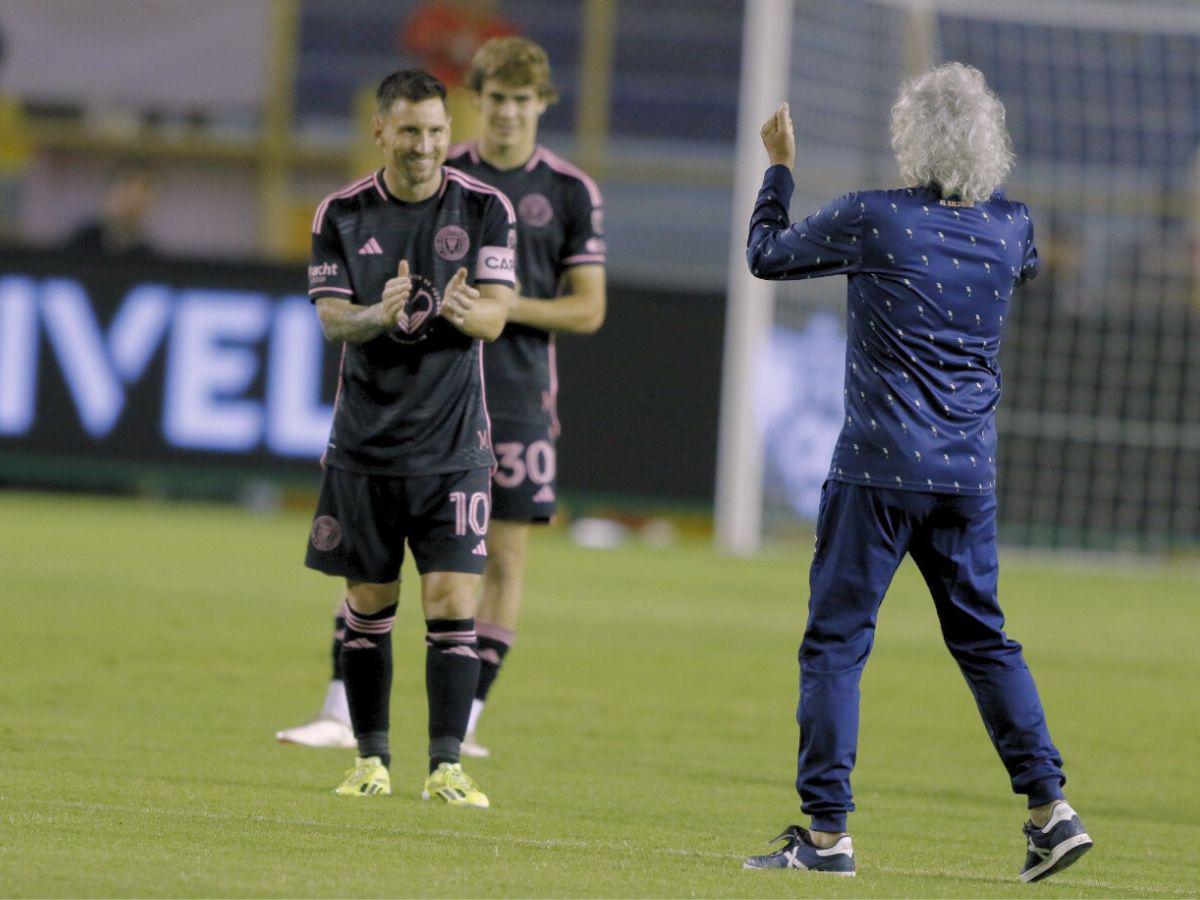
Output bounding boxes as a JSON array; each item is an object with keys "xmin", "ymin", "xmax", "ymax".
[{"xmin": 747, "ymin": 103, "xmax": 862, "ymax": 281}]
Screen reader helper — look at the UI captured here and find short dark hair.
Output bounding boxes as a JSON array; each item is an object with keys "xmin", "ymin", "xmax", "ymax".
[{"xmin": 375, "ymin": 69, "xmax": 447, "ymax": 113}]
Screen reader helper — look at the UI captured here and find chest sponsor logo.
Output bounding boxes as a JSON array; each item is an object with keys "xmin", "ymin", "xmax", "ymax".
[
  {"xmin": 389, "ymin": 273, "xmax": 441, "ymax": 342},
  {"xmin": 308, "ymin": 262, "xmax": 338, "ymax": 283},
  {"xmin": 519, "ymin": 193, "xmax": 554, "ymax": 228},
  {"xmin": 434, "ymin": 225, "xmax": 470, "ymax": 261}
]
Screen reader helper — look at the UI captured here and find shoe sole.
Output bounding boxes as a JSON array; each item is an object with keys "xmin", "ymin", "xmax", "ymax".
[
  {"xmin": 742, "ymin": 862, "xmax": 855, "ymax": 875},
  {"xmin": 1019, "ymin": 834, "xmax": 1093, "ymax": 883},
  {"xmin": 333, "ymin": 787, "xmax": 391, "ymax": 797},
  {"xmin": 421, "ymin": 789, "xmax": 489, "ymax": 809}
]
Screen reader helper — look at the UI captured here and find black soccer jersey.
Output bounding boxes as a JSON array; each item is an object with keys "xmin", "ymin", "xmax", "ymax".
[
  {"xmin": 446, "ymin": 142, "xmax": 605, "ymax": 428},
  {"xmin": 308, "ymin": 167, "xmax": 517, "ymax": 476}
]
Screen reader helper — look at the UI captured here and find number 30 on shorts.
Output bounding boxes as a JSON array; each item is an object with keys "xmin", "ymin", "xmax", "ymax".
[
  {"xmin": 493, "ymin": 440, "xmax": 556, "ymax": 489},
  {"xmin": 449, "ymin": 491, "xmax": 490, "ymax": 537}
]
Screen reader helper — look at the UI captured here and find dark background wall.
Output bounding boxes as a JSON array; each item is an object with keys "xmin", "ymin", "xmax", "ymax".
[
  {"xmin": 0, "ymin": 248, "xmax": 725, "ymax": 506},
  {"xmin": 556, "ymin": 286, "xmax": 725, "ymax": 504}
]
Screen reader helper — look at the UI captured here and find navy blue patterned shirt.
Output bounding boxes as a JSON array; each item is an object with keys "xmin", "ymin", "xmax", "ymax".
[{"xmin": 747, "ymin": 165, "xmax": 1039, "ymax": 495}]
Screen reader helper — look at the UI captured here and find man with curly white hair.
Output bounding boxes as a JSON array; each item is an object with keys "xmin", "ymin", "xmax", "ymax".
[{"xmin": 741, "ymin": 63, "xmax": 1092, "ymax": 882}]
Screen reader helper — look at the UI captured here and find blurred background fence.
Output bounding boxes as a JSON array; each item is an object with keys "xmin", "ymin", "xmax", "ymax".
[{"xmin": 1, "ymin": 0, "xmax": 1198, "ymax": 553}]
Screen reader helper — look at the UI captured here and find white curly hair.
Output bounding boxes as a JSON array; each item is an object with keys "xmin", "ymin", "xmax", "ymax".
[{"xmin": 890, "ymin": 62, "xmax": 1014, "ymax": 204}]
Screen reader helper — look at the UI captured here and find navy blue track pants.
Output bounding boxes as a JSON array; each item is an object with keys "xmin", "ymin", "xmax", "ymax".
[{"xmin": 797, "ymin": 481, "xmax": 1066, "ymax": 832}]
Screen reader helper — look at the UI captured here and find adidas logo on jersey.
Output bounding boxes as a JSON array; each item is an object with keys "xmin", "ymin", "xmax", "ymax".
[
  {"xmin": 532, "ymin": 485, "xmax": 556, "ymax": 503},
  {"xmin": 472, "ymin": 540, "xmax": 488, "ymax": 556},
  {"xmin": 358, "ymin": 237, "xmax": 384, "ymax": 255}
]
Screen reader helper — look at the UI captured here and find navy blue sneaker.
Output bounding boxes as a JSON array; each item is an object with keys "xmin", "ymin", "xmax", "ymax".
[
  {"xmin": 743, "ymin": 825, "xmax": 855, "ymax": 875},
  {"xmin": 1019, "ymin": 802, "xmax": 1093, "ymax": 883}
]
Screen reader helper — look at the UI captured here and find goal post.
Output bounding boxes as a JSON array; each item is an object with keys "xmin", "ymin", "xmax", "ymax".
[{"xmin": 714, "ymin": 0, "xmax": 793, "ymax": 556}]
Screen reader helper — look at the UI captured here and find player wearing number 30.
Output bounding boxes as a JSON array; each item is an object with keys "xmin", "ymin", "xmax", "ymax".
[
  {"xmin": 303, "ymin": 69, "xmax": 515, "ymax": 807},
  {"xmin": 447, "ymin": 37, "xmax": 606, "ymax": 756}
]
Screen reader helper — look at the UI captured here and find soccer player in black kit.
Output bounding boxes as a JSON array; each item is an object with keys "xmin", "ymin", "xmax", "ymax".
[
  {"xmin": 449, "ymin": 36, "xmax": 606, "ymax": 756},
  {"xmin": 304, "ymin": 69, "xmax": 515, "ymax": 807},
  {"xmin": 278, "ymin": 38, "xmax": 606, "ymax": 760}
]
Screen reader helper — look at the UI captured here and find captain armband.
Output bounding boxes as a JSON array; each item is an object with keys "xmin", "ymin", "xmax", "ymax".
[{"xmin": 475, "ymin": 246, "xmax": 516, "ymax": 286}]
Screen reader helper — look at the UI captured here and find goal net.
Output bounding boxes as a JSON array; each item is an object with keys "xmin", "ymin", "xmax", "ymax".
[{"xmin": 718, "ymin": 0, "xmax": 1200, "ymax": 553}]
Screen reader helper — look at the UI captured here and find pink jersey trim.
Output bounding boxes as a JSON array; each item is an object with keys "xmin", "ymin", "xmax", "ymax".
[
  {"xmin": 523, "ymin": 146, "xmax": 543, "ymax": 172},
  {"xmin": 371, "ymin": 170, "xmax": 389, "ymax": 201},
  {"xmin": 478, "ymin": 342, "xmax": 496, "ymax": 475},
  {"xmin": 308, "ymin": 286, "xmax": 354, "ymax": 296},
  {"xmin": 536, "ymin": 146, "xmax": 603, "ymax": 208},
  {"xmin": 320, "ymin": 344, "xmax": 348, "ymax": 468},
  {"xmin": 444, "ymin": 167, "xmax": 517, "ymax": 223},
  {"xmin": 312, "ymin": 173, "xmax": 375, "ymax": 234},
  {"xmin": 448, "ymin": 139, "xmax": 480, "ymax": 165},
  {"xmin": 562, "ymin": 254, "xmax": 606, "ymax": 265},
  {"xmin": 547, "ymin": 335, "xmax": 561, "ymax": 439}
]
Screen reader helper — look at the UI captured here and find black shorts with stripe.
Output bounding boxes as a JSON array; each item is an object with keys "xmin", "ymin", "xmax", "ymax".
[
  {"xmin": 490, "ymin": 420, "xmax": 557, "ymax": 523},
  {"xmin": 305, "ymin": 466, "xmax": 491, "ymax": 582}
]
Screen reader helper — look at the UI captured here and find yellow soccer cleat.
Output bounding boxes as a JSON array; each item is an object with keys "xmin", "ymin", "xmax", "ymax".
[
  {"xmin": 333, "ymin": 756, "xmax": 391, "ymax": 797},
  {"xmin": 422, "ymin": 762, "xmax": 489, "ymax": 808}
]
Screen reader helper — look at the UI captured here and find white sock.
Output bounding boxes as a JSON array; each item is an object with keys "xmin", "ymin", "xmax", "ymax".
[
  {"xmin": 466, "ymin": 698, "xmax": 485, "ymax": 736},
  {"xmin": 321, "ymin": 679, "xmax": 350, "ymax": 725}
]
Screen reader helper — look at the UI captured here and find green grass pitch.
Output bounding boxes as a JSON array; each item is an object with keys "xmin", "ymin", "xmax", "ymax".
[{"xmin": 1, "ymin": 491, "xmax": 1198, "ymax": 898}]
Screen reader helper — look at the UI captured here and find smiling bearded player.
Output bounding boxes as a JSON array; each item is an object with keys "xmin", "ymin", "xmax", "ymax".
[
  {"xmin": 447, "ymin": 36, "xmax": 606, "ymax": 757},
  {"xmin": 300, "ymin": 68, "xmax": 514, "ymax": 807},
  {"xmin": 278, "ymin": 39, "xmax": 606, "ymax": 762}
]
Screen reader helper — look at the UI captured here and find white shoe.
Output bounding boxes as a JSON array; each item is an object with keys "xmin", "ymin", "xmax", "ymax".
[
  {"xmin": 275, "ymin": 717, "xmax": 356, "ymax": 749},
  {"xmin": 461, "ymin": 732, "xmax": 490, "ymax": 758}
]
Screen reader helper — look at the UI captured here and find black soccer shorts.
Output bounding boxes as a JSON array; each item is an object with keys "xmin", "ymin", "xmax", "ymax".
[
  {"xmin": 304, "ymin": 466, "xmax": 492, "ymax": 582},
  {"xmin": 490, "ymin": 420, "xmax": 557, "ymax": 523}
]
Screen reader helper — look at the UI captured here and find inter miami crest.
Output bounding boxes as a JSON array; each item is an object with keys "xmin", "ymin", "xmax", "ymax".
[
  {"xmin": 518, "ymin": 193, "xmax": 554, "ymax": 227},
  {"xmin": 310, "ymin": 515, "xmax": 342, "ymax": 551},
  {"xmin": 434, "ymin": 225, "xmax": 470, "ymax": 261}
]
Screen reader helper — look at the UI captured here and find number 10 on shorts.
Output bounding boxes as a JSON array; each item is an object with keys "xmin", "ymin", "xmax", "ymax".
[{"xmin": 450, "ymin": 491, "xmax": 490, "ymax": 537}]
